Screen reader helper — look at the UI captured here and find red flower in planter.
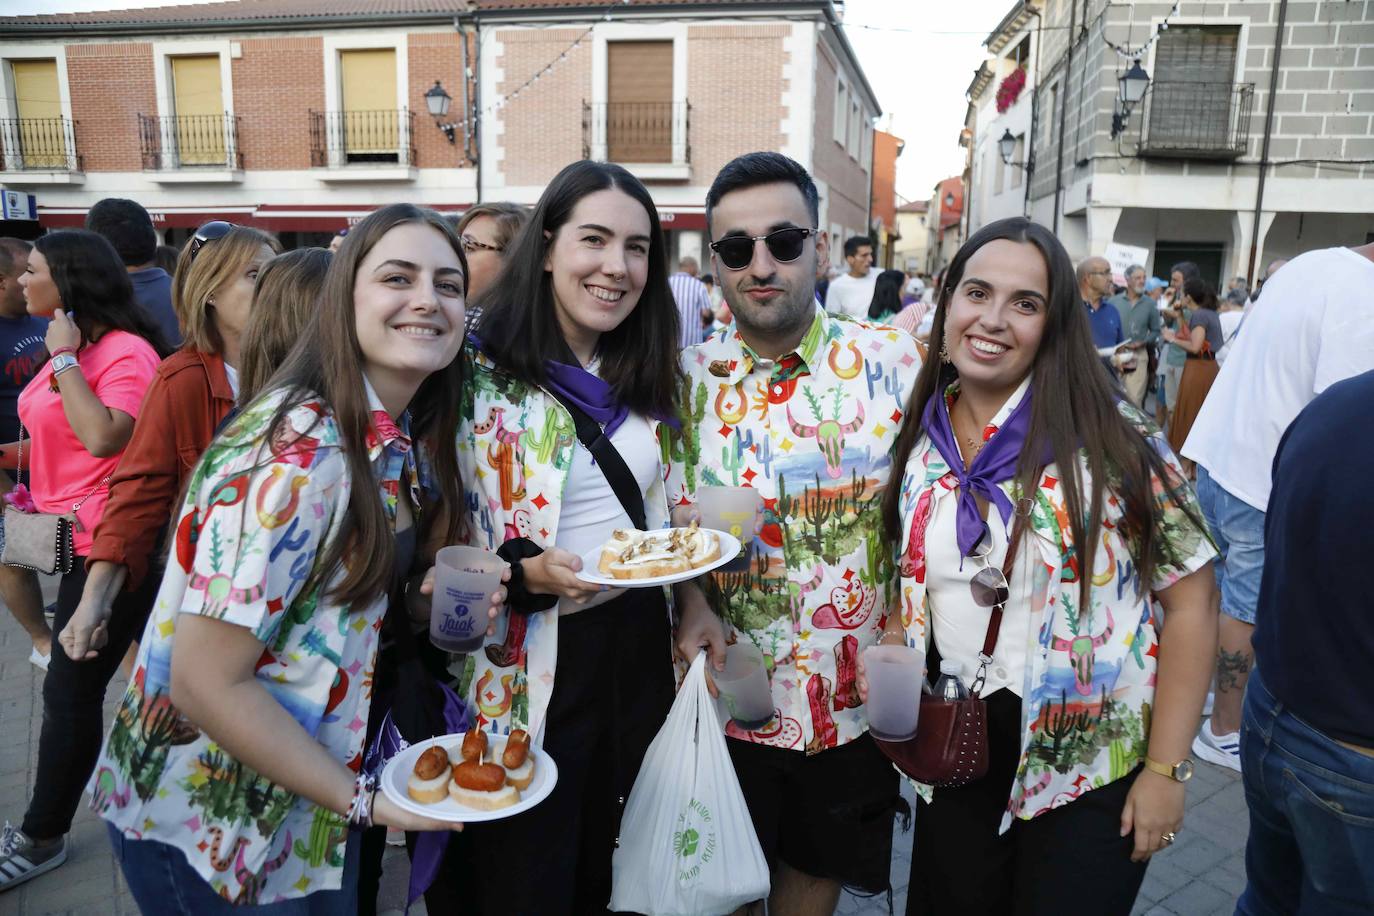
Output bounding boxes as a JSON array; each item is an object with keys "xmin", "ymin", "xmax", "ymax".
[{"xmin": 996, "ymin": 67, "xmax": 1027, "ymax": 114}]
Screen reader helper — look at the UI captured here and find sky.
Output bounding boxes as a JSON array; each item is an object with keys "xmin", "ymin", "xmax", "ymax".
[{"xmin": 2, "ymin": 0, "xmax": 1012, "ymax": 202}]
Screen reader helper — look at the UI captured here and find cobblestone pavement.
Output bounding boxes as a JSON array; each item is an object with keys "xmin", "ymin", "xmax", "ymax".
[{"xmin": 0, "ymin": 573, "xmax": 1246, "ymax": 915}]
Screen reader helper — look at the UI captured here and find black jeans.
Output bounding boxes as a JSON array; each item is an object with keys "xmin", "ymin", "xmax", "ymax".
[
  {"xmin": 906, "ymin": 687, "xmax": 1147, "ymax": 916},
  {"xmin": 431, "ymin": 588, "xmax": 675, "ymax": 915},
  {"xmin": 23, "ymin": 558, "xmax": 159, "ymax": 840}
]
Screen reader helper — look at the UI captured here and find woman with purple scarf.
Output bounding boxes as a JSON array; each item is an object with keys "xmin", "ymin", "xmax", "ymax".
[
  {"xmin": 429, "ymin": 161, "xmax": 682, "ymax": 914},
  {"xmin": 860, "ymin": 218, "xmax": 1219, "ymax": 914}
]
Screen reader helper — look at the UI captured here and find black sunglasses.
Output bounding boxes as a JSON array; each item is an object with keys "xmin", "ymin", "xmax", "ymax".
[
  {"xmin": 189, "ymin": 221, "xmax": 235, "ymax": 260},
  {"xmin": 709, "ymin": 227, "xmax": 817, "ymax": 271}
]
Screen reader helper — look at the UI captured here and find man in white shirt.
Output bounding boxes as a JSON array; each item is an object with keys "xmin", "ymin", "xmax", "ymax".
[
  {"xmin": 668, "ymin": 256, "xmax": 713, "ymax": 349},
  {"xmin": 1182, "ymin": 242, "xmax": 1374, "ymax": 772},
  {"xmin": 821, "ymin": 235, "xmax": 876, "ymax": 318}
]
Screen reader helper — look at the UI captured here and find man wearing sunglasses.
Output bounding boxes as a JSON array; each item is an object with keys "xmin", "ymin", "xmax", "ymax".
[{"xmin": 667, "ymin": 152, "xmax": 921, "ymax": 916}]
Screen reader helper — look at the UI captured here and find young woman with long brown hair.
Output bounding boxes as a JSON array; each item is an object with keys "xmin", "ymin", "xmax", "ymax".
[
  {"xmin": 89, "ymin": 205, "xmax": 499, "ymax": 911},
  {"xmin": 861, "ymin": 217, "xmax": 1218, "ymax": 914}
]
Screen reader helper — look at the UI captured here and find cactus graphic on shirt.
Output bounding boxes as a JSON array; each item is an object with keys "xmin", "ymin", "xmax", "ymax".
[{"xmin": 294, "ymin": 805, "xmax": 348, "ymax": 868}]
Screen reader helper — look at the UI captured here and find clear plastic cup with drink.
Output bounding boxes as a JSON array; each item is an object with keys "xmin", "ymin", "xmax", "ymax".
[
  {"xmin": 696, "ymin": 485, "xmax": 762, "ymax": 572},
  {"xmin": 863, "ymin": 644, "xmax": 924, "ymax": 742},
  {"xmin": 715, "ymin": 642, "xmax": 775, "ymax": 729},
  {"xmin": 430, "ymin": 546, "xmax": 507, "ymax": 654}
]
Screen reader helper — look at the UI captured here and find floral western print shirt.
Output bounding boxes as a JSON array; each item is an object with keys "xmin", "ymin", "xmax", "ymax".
[
  {"xmin": 896, "ymin": 389, "xmax": 1216, "ymax": 831},
  {"xmin": 92, "ymin": 384, "xmax": 421, "ymax": 904},
  {"xmin": 665, "ymin": 307, "xmax": 921, "ymax": 754},
  {"xmin": 454, "ymin": 346, "xmax": 672, "ymax": 741}
]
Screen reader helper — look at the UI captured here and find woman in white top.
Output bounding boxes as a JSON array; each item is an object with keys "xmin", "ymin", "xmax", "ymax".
[
  {"xmin": 861, "ymin": 217, "xmax": 1219, "ymax": 915},
  {"xmin": 443, "ymin": 161, "xmax": 681, "ymax": 914}
]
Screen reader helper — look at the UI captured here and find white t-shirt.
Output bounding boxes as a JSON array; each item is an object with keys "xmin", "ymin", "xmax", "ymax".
[
  {"xmin": 924, "ymin": 492, "xmax": 1036, "ymax": 697},
  {"xmin": 553, "ymin": 409, "xmax": 660, "ymax": 613},
  {"xmin": 1182, "ymin": 247, "xmax": 1374, "ymax": 511},
  {"xmin": 823, "ymin": 270, "xmax": 878, "ymax": 318},
  {"xmin": 223, "ymin": 362, "xmax": 240, "ymax": 399}
]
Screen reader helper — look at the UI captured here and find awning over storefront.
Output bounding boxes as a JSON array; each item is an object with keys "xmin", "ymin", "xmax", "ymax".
[{"xmin": 36, "ymin": 202, "xmax": 708, "ymax": 233}]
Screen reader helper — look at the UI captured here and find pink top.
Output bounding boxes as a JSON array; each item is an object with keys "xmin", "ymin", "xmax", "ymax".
[{"xmin": 18, "ymin": 329, "xmax": 160, "ymax": 555}]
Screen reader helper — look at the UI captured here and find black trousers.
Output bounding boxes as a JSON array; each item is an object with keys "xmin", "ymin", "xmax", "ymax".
[
  {"xmin": 428, "ymin": 588, "xmax": 675, "ymax": 915},
  {"xmin": 906, "ymin": 687, "xmax": 1147, "ymax": 916},
  {"xmin": 23, "ymin": 558, "xmax": 159, "ymax": 840}
]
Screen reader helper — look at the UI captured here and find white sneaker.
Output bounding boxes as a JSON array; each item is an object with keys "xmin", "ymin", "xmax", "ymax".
[
  {"xmin": 28, "ymin": 648, "xmax": 48, "ymax": 672},
  {"xmin": 1192, "ymin": 719, "xmax": 1241, "ymax": 772}
]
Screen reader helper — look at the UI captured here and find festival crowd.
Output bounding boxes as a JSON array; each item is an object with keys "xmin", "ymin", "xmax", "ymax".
[{"xmin": 0, "ymin": 149, "xmax": 1368, "ymax": 916}]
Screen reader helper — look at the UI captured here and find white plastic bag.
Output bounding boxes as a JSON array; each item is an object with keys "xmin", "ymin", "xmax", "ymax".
[{"xmin": 610, "ymin": 652, "xmax": 771, "ymax": 916}]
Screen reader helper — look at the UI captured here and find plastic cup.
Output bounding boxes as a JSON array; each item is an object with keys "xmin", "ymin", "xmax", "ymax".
[
  {"xmin": 864, "ymin": 645, "xmax": 923, "ymax": 742},
  {"xmin": 430, "ymin": 546, "xmax": 507, "ymax": 654},
  {"xmin": 715, "ymin": 642, "xmax": 774, "ymax": 729},
  {"xmin": 696, "ymin": 486, "xmax": 761, "ymax": 572}
]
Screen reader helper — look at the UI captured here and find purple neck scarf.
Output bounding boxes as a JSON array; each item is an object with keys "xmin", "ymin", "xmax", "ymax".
[
  {"xmin": 544, "ymin": 358, "xmax": 632, "ymax": 438},
  {"xmin": 922, "ymin": 382, "xmax": 1035, "ymax": 558}
]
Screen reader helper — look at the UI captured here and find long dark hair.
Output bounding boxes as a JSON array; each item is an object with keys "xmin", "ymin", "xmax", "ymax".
[
  {"xmin": 883, "ymin": 217, "xmax": 1206, "ymax": 615},
  {"xmin": 34, "ymin": 230, "xmax": 172, "ymax": 357},
  {"xmin": 1183, "ymin": 277, "xmax": 1218, "ymax": 311},
  {"xmin": 868, "ymin": 268, "xmax": 906, "ymax": 320},
  {"xmin": 254, "ymin": 205, "xmax": 467, "ymax": 609},
  {"xmin": 475, "ymin": 160, "xmax": 679, "ymax": 419}
]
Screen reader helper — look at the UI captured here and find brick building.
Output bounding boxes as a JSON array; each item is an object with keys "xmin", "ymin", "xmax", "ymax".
[
  {"xmin": 0, "ymin": 0, "xmax": 881, "ymax": 261},
  {"xmin": 965, "ymin": 0, "xmax": 1374, "ymax": 284}
]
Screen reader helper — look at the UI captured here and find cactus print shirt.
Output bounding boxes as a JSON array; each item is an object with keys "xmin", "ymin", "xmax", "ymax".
[
  {"xmin": 454, "ymin": 347, "xmax": 672, "ymax": 742},
  {"xmin": 665, "ymin": 307, "xmax": 921, "ymax": 755},
  {"xmin": 896, "ymin": 392, "xmax": 1216, "ymax": 832},
  {"xmin": 90, "ymin": 385, "xmax": 421, "ymax": 904}
]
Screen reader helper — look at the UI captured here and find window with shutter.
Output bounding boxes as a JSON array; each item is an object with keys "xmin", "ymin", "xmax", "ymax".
[
  {"xmin": 1145, "ymin": 25, "xmax": 1245, "ymax": 155},
  {"xmin": 607, "ymin": 41, "xmax": 673, "ymax": 163}
]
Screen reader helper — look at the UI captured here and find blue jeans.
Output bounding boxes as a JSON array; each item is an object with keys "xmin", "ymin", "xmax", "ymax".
[
  {"xmin": 107, "ymin": 822, "xmax": 360, "ymax": 914},
  {"xmin": 1236, "ymin": 669, "xmax": 1374, "ymax": 915},
  {"xmin": 1194, "ymin": 466, "xmax": 1265, "ymax": 625}
]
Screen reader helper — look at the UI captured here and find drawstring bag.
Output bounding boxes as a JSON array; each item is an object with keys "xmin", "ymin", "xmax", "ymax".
[{"xmin": 609, "ymin": 652, "xmax": 770, "ymax": 916}]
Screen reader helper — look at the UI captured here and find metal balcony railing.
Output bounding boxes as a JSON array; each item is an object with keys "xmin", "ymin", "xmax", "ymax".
[
  {"xmin": 0, "ymin": 117, "xmax": 81, "ymax": 171},
  {"xmin": 309, "ymin": 109, "xmax": 415, "ymax": 168},
  {"xmin": 1140, "ymin": 81, "xmax": 1255, "ymax": 160},
  {"xmin": 138, "ymin": 113, "xmax": 242, "ymax": 170},
  {"xmin": 582, "ymin": 101, "xmax": 690, "ymax": 165}
]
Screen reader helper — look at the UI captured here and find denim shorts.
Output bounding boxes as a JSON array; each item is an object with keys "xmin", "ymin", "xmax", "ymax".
[{"xmin": 1195, "ymin": 466, "xmax": 1266, "ymax": 625}]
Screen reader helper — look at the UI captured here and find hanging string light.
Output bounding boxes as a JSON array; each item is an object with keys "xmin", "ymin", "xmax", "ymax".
[
  {"xmin": 442, "ymin": 0, "xmax": 633, "ymax": 130},
  {"xmin": 1103, "ymin": 1, "xmax": 1181, "ymax": 61}
]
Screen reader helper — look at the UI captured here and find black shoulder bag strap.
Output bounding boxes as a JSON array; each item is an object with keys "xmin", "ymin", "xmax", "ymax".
[{"xmin": 544, "ymin": 389, "xmax": 648, "ymax": 531}]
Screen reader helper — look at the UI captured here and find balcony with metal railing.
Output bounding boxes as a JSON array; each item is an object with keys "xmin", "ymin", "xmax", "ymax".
[
  {"xmin": 1139, "ymin": 82, "xmax": 1255, "ymax": 160},
  {"xmin": 0, "ymin": 117, "xmax": 82, "ymax": 182},
  {"xmin": 582, "ymin": 101, "xmax": 690, "ymax": 180},
  {"xmin": 309, "ymin": 109, "xmax": 417, "ymax": 181},
  {"xmin": 138, "ymin": 113, "xmax": 242, "ymax": 180}
]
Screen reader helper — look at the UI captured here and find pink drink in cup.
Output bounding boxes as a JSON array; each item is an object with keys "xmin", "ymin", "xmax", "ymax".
[
  {"xmin": 431, "ymin": 546, "xmax": 507, "ymax": 653},
  {"xmin": 696, "ymin": 486, "xmax": 761, "ymax": 572},
  {"xmin": 863, "ymin": 645, "xmax": 923, "ymax": 742}
]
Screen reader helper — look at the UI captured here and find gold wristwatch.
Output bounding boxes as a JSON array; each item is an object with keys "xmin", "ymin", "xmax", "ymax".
[{"xmin": 1144, "ymin": 756, "xmax": 1194, "ymax": 783}]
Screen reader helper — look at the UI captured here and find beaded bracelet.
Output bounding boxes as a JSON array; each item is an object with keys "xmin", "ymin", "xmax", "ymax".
[{"xmin": 346, "ymin": 772, "xmax": 378, "ymax": 831}]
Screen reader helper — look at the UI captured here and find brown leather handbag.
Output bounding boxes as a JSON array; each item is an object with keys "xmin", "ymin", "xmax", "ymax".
[{"xmin": 873, "ymin": 517, "xmax": 1023, "ymax": 788}]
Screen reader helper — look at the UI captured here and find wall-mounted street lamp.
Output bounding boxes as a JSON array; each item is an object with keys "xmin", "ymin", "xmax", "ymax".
[
  {"xmin": 1110, "ymin": 61, "xmax": 1151, "ymax": 139},
  {"xmin": 425, "ymin": 80, "xmax": 457, "ymax": 144},
  {"xmin": 998, "ymin": 128, "xmax": 1033, "ymax": 175}
]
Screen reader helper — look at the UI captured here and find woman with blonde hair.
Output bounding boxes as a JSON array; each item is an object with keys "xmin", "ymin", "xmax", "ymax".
[
  {"xmin": 453, "ymin": 201, "xmax": 528, "ymax": 324},
  {"xmin": 61, "ymin": 222, "xmax": 279, "ymax": 664},
  {"xmin": 238, "ymin": 247, "xmax": 331, "ymax": 405}
]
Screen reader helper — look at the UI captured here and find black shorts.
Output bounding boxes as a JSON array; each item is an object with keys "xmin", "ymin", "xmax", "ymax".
[{"xmin": 727, "ymin": 732, "xmax": 903, "ymax": 894}]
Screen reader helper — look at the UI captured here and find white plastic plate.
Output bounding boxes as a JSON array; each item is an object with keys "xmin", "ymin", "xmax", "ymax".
[
  {"xmin": 379, "ymin": 733, "xmax": 558, "ymax": 823},
  {"xmin": 575, "ymin": 529, "xmax": 742, "ymax": 587}
]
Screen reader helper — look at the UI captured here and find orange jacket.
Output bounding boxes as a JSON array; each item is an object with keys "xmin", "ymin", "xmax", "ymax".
[{"xmin": 85, "ymin": 348, "xmax": 235, "ymax": 588}]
